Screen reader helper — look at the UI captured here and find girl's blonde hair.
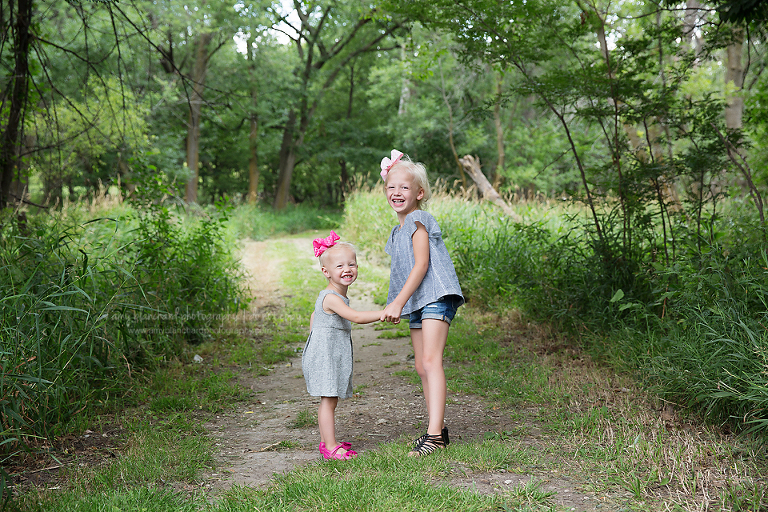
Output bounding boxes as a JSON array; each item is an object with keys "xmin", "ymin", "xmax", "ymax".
[
  {"xmin": 384, "ymin": 155, "xmax": 432, "ymax": 209},
  {"xmin": 318, "ymin": 241, "xmax": 357, "ymax": 268}
]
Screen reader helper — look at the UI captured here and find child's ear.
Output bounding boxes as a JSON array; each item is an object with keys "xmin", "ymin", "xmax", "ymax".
[
  {"xmin": 417, "ymin": 188, "xmax": 425, "ymax": 200},
  {"xmin": 321, "ymin": 266, "xmax": 331, "ymax": 278}
]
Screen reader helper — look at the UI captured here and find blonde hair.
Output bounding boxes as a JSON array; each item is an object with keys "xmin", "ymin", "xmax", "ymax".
[
  {"xmin": 318, "ymin": 241, "xmax": 357, "ymax": 268},
  {"xmin": 384, "ymin": 155, "xmax": 432, "ymax": 209}
]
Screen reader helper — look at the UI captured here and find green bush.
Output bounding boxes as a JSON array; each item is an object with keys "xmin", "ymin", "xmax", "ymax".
[
  {"xmin": 617, "ymin": 233, "xmax": 768, "ymax": 431},
  {"xmin": 0, "ymin": 198, "xmax": 245, "ymax": 465},
  {"xmin": 343, "ymin": 189, "xmax": 768, "ymax": 433}
]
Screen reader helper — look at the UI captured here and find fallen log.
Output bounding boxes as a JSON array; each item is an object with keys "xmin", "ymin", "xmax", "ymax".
[{"xmin": 459, "ymin": 155, "xmax": 521, "ymax": 222}]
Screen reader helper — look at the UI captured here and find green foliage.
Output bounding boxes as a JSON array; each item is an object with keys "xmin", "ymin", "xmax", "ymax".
[
  {"xmin": 0, "ymin": 195, "xmax": 245, "ymax": 470},
  {"xmin": 210, "ymin": 443, "xmax": 513, "ymax": 511},
  {"xmin": 33, "ymin": 76, "xmax": 150, "ymax": 200},
  {"xmin": 126, "ymin": 197, "xmax": 245, "ymax": 348},
  {"xmin": 611, "ymin": 227, "xmax": 768, "ymax": 431},
  {"xmin": 227, "ymin": 203, "xmax": 342, "ymax": 241},
  {"xmin": 345, "ymin": 187, "xmax": 768, "ymax": 434}
]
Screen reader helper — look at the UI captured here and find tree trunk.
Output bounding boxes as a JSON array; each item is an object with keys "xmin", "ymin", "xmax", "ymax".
[
  {"xmin": 270, "ymin": 5, "xmax": 402, "ymax": 210},
  {"xmin": 0, "ymin": 0, "xmax": 33, "ymax": 210},
  {"xmin": 493, "ymin": 69, "xmax": 505, "ymax": 189},
  {"xmin": 247, "ymin": 111, "xmax": 260, "ymax": 204},
  {"xmin": 274, "ymin": 110, "xmax": 298, "ymax": 210},
  {"xmin": 247, "ymin": 41, "xmax": 260, "ymax": 205},
  {"xmin": 438, "ymin": 58, "xmax": 466, "ymax": 188},
  {"xmin": 398, "ymin": 41, "xmax": 411, "ymax": 116},
  {"xmin": 725, "ymin": 26, "xmax": 745, "ymax": 130},
  {"xmin": 10, "ymin": 134, "xmax": 33, "ymax": 202},
  {"xmin": 118, "ymin": 157, "xmax": 135, "ymax": 196},
  {"xmin": 185, "ymin": 32, "xmax": 213, "ymax": 204},
  {"xmin": 460, "ymin": 155, "xmax": 521, "ymax": 222},
  {"xmin": 338, "ymin": 62, "xmax": 355, "ymax": 201},
  {"xmin": 684, "ymin": 0, "xmax": 703, "ymax": 53}
]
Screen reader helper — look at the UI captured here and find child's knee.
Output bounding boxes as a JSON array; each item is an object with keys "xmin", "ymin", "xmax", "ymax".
[{"xmin": 421, "ymin": 357, "xmax": 443, "ymax": 374}]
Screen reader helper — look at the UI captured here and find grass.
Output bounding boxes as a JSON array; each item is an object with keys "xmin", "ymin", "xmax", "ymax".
[
  {"xmin": 226, "ymin": 202, "xmax": 342, "ymax": 241},
  {"xmin": 377, "ymin": 329, "xmax": 410, "ymax": 339},
  {"xmin": 0, "ymin": 194, "xmax": 247, "ymax": 505},
  {"xmin": 145, "ymin": 364, "xmax": 253, "ymax": 414},
  {"xmin": 9, "ymin": 191, "xmax": 768, "ymax": 512},
  {"xmin": 14, "ymin": 271, "xmax": 768, "ymax": 512},
  {"xmin": 15, "ymin": 412, "xmax": 214, "ymax": 511},
  {"xmin": 347, "ymin": 187, "xmax": 768, "ymax": 440},
  {"xmin": 290, "ymin": 409, "xmax": 317, "ymax": 429},
  {"xmin": 211, "ymin": 443, "xmax": 537, "ymax": 511},
  {"xmin": 441, "ymin": 309, "xmax": 768, "ymax": 511}
]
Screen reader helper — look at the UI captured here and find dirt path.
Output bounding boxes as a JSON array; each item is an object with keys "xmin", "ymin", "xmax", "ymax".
[{"xmin": 202, "ymin": 237, "xmax": 614, "ymax": 511}]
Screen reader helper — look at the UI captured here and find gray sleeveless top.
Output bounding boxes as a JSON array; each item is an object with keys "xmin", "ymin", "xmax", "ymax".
[{"xmin": 385, "ymin": 210, "xmax": 464, "ymax": 316}]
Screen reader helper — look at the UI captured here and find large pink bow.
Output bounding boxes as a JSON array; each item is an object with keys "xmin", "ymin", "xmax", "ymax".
[
  {"xmin": 380, "ymin": 149, "xmax": 403, "ymax": 180},
  {"xmin": 313, "ymin": 230, "xmax": 340, "ymax": 257}
]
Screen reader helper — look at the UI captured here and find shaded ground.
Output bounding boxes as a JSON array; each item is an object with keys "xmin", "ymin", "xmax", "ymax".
[{"xmin": 201, "ymin": 238, "xmax": 619, "ymax": 511}]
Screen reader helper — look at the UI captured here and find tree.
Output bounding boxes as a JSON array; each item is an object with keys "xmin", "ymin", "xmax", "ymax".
[
  {"xmin": 246, "ymin": 36, "xmax": 261, "ymax": 204},
  {"xmin": 384, "ymin": 0, "xmax": 759, "ymax": 261},
  {"xmin": 269, "ymin": 1, "xmax": 404, "ymax": 210},
  {"xmin": 140, "ymin": 0, "xmax": 236, "ymax": 203},
  {"xmin": 0, "ymin": 0, "xmax": 33, "ymax": 210},
  {"xmin": 2, "ymin": 0, "xmax": 159, "ymax": 207}
]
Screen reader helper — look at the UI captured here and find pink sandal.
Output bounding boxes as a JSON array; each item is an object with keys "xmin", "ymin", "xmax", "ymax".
[{"xmin": 325, "ymin": 442, "xmax": 357, "ymax": 460}]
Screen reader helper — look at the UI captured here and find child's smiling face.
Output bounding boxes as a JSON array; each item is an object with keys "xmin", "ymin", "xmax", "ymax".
[
  {"xmin": 321, "ymin": 246, "xmax": 358, "ymax": 288},
  {"xmin": 385, "ymin": 168, "xmax": 424, "ymax": 217}
]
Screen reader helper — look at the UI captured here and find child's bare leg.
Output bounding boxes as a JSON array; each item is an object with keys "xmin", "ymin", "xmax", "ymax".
[
  {"xmin": 318, "ymin": 396, "xmax": 351, "ymax": 455},
  {"xmin": 419, "ymin": 319, "xmax": 449, "ymax": 435},
  {"xmin": 410, "ymin": 328, "xmax": 431, "ymax": 420},
  {"xmin": 318, "ymin": 396, "xmax": 339, "ymax": 447}
]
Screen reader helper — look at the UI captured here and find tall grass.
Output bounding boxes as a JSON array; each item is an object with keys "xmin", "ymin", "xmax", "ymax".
[
  {"xmin": 343, "ymin": 187, "xmax": 768, "ymax": 434},
  {"xmin": 615, "ymin": 242, "xmax": 768, "ymax": 430},
  {"xmin": 0, "ymin": 197, "xmax": 245, "ymax": 491},
  {"xmin": 227, "ymin": 202, "xmax": 341, "ymax": 241}
]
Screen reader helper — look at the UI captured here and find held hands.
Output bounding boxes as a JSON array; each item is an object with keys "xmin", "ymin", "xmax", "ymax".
[{"xmin": 381, "ymin": 302, "xmax": 403, "ymax": 324}]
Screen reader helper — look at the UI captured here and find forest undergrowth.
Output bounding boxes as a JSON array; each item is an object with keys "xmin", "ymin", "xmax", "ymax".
[
  {"xmin": 2, "ymin": 190, "xmax": 768, "ymax": 511},
  {"xmin": 345, "ymin": 187, "xmax": 768, "ymax": 438}
]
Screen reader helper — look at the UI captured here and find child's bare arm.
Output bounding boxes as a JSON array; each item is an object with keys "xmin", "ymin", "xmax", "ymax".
[
  {"xmin": 310, "ymin": 311, "xmax": 314, "ymax": 331},
  {"xmin": 323, "ymin": 294, "xmax": 383, "ymax": 324}
]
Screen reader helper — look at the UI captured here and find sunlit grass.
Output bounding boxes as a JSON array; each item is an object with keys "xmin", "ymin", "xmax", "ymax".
[
  {"xmin": 227, "ymin": 202, "xmax": 342, "ymax": 241},
  {"xmin": 209, "ymin": 443, "xmax": 530, "ymax": 512},
  {"xmin": 16, "ymin": 413, "xmax": 213, "ymax": 511}
]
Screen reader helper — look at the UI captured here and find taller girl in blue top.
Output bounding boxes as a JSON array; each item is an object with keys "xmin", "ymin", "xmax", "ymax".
[{"xmin": 380, "ymin": 149, "xmax": 464, "ymax": 457}]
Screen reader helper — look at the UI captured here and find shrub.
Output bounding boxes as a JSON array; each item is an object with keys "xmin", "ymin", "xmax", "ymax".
[{"xmin": 0, "ymin": 198, "xmax": 245, "ymax": 465}]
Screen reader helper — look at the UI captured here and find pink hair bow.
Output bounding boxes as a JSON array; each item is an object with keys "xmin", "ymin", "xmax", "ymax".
[
  {"xmin": 313, "ymin": 230, "xmax": 340, "ymax": 257},
  {"xmin": 380, "ymin": 149, "xmax": 403, "ymax": 180}
]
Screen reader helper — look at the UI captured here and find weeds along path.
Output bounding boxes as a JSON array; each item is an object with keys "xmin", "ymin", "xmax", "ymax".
[{"xmin": 202, "ymin": 236, "xmax": 615, "ymax": 511}]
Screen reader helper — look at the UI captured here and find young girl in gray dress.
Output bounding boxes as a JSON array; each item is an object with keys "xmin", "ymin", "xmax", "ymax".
[
  {"xmin": 303, "ymin": 231, "xmax": 384, "ymax": 460},
  {"xmin": 379, "ymin": 150, "xmax": 464, "ymax": 457}
]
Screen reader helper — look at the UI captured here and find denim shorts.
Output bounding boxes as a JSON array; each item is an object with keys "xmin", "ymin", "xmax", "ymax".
[{"xmin": 407, "ymin": 295, "xmax": 462, "ymax": 329}]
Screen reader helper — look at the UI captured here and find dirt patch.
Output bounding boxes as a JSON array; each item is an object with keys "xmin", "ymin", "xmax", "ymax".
[
  {"xmin": 201, "ymin": 238, "xmax": 616, "ymax": 511},
  {"xmin": 9, "ymin": 426, "xmax": 126, "ymax": 490}
]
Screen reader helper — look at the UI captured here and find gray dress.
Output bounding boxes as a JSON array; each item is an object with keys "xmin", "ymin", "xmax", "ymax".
[{"xmin": 302, "ymin": 289, "xmax": 353, "ymax": 399}]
